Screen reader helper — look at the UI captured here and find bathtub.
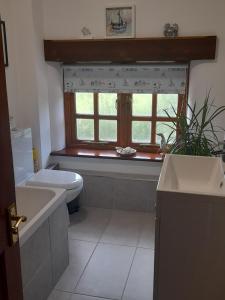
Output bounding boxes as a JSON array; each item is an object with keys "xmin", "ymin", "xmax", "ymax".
[
  {"xmin": 16, "ymin": 186, "xmax": 69, "ymax": 300},
  {"xmin": 16, "ymin": 186, "xmax": 67, "ymax": 246}
]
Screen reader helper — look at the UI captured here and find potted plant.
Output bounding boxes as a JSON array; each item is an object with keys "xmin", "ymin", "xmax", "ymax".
[{"xmin": 163, "ymin": 92, "xmax": 225, "ymax": 156}]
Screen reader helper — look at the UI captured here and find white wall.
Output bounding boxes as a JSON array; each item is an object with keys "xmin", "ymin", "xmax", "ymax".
[
  {"xmin": 43, "ymin": 0, "xmax": 225, "ymax": 148},
  {"xmin": 47, "ymin": 62, "xmax": 65, "ymax": 150},
  {"xmin": 1, "ymin": 0, "xmax": 225, "ymax": 174},
  {"xmin": 0, "ymin": 0, "xmax": 18, "ymax": 119},
  {"xmin": 0, "ymin": 0, "xmax": 51, "ymax": 167},
  {"xmin": 43, "ymin": 0, "xmax": 223, "ymax": 39},
  {"xmin": 30, "ymin": 0, "xmax": 51, "ymax": 167}
]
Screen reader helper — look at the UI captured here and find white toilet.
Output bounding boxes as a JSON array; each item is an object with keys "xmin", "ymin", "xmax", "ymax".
[
  {"xmin": 11, "ymin": 128, "xmax": 83, "ymax": 214},
  {"xmin": 26, "ymin": 169, "xmax": 83, "ymax": 213}
]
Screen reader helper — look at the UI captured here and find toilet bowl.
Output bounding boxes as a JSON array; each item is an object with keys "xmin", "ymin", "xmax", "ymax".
[{"xmin": 25, "ymin": 169, "xmax": 83, "ymax": 214}]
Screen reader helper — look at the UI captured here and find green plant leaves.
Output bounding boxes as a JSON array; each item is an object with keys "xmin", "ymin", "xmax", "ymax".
[{"xmin": 164, "ymin": 92, "xmax": 225, "ymax": 156}]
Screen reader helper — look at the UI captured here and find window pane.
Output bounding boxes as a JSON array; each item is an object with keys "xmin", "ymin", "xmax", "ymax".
[
  {"xmin": 156, "ymin": 122, "xmax": 176, "ymax": 144},
  {"xmin": 132, "ymin": 94, "xmax": 152, "ymax": 116},
  {"xmin": 157, "ymin": 94, "xmax": 178, "ymax": 117},
  {"xmin": 76, "ymin": 93, "xmax": 94, "ymax": 115},
  {"xmin": 99, "ymin": 120, "xmax": 117, "ymax": 141},
  {"xmin": 132, "ymin": 121, "xmax": 151, "ymax": 143},
  {"xmin": 76, "ymin": 119, "xmax": 94, "ymax": 140},
  {"xmin": 99, "ymin": 93, "xmax": 117, "ymax": 116}
]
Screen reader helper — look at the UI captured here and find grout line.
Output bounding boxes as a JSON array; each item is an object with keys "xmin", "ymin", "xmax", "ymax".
[
  {"xmin": 56, "ymin": 207, "xmax": 155, "ymax": 299},
  {"xmin": 121, "ymin": 246, "xmax": 138, "ymax": 300},
  {"xmin": 136, "ymin": 213, "xmax": 146, "ymax": 247},
  {"xmin": 71, "ymin": 291, "xmax": 118, "ymax": 300},
  {"xmin": 69, "ymin": 209, "xmax": 155, "ymax": 250},
  {"xmin": 68, "ymin": 236, "xmax": 154, "ymax": 250},
  {"xmin": 52, "ymin": 289, "xmax": 74, "ymax": 294},
  {"xmin": 136, "ymin": 245, "xmax": 155, "ymax": 250},
  {"xmin": 53, "ymin": 288, "xmax": 117, "ymax": 300},
  {"xmin": 98, "ymin": 208, "xmax": 114, "ymax": 242},
  {"xmin": 98, "ymin": 241, "xmax": 137, "ymax": 248},
  {"xmin": 68, "ymin": 237, "xmax": 99, "ymax": 244},
  {"xmin": 72, "ymin": 208, "xmax": 113, "ymax": 293},
  {"xmin": 72, "ymin": 239, "xmax": 99, "ymax": 292},
  {"xmin": 106, "ymin": 208, "xmax": 148, "ymax": 250}
]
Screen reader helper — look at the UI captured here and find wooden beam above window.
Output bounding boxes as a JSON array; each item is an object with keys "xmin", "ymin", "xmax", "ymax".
[{"xmin": 44, "ymin": 36, "xmax": 216, "ymax": 63}]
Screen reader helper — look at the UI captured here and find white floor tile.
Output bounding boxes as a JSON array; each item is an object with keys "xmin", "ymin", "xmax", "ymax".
[
  {"xmin": 75, "ymin": 243, "xmax": 136, "ymax": 299},
  {"xmin": 69, "ymin": 239, "xmax": 96, "ymax": 265},
  {"xmin": 69, "ymin": 207, "xmax": 112, "ymax": 242},
  {"xmin": 47, "ymin": 290, "xmax": 72, "ymax": 300},
  {"xmin": 100, "ymin": 210, "xmax": 144, "ymax": 246},
  {"xmin": 138, "ymin": 213, "xmax": 155, "ymax": 249},
  {"xmin": 70, "ymin": 294, "xmax": 108, "ymax": 300},
  {"xmin": 122, "ymin": 248, "xmax": 154, "ymax": 300},
  {"xmin": 55, "ymin": 240, "xmax": 96, "ymax": 292}
]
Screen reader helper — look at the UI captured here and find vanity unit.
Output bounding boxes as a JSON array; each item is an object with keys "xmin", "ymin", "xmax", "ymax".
[{"xmin": 154, "ymin": 154, "xmax": 225, "ymax": 300}]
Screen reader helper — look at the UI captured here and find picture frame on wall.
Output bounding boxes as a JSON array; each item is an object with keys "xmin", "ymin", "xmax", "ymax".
[
  {"xmin": 0, "ymin": 20, "xmax": 9, "ymax": 67},
  {"xmin": 105, "ymin": 5, "xmax": 135, "ymax": 38}
]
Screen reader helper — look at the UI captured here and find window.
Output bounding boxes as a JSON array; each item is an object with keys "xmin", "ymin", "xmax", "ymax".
[{"xmin": 64, "ymin": 92, "xmax": 186, "ymax": 152}]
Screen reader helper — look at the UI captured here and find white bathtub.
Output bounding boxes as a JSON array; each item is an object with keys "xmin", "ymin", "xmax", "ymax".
[
  {"xmin": 17, "ymin": 186, "xmax": 69, "ymax": 299},
  {"xmin": 16, "ymin": 186, "xmax": 66, "ymax": 246}
]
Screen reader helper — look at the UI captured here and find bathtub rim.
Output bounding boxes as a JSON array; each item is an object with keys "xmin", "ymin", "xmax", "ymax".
[{"xmin": 16, "ymin": 185, "xmax": 66, "ymax": 246}]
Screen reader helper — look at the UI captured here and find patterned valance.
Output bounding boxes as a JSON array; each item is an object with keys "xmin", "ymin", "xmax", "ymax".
[{"xmin": 63, "ymin": 64, "xmax": 188, "ymax": 94}]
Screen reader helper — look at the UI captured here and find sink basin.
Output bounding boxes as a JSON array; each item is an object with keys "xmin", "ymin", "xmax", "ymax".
[{"xmin": 157, "ymin": 154, "xmax": 225, "ymax": 195}]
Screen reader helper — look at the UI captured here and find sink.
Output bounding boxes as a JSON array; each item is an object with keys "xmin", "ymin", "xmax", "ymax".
[{"xmin": 157, "ymin": 154, "xmax": 225, "ymax": 195}]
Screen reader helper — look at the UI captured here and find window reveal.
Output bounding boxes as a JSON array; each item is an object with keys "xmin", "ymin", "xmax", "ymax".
[{"xmin": 64, "ymin": 92, "xmax": 186, "ymax": 152}]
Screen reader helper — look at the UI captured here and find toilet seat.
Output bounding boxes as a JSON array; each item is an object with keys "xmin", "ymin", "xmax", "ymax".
[{"xmin": 26, "ymin": 169, "xmax": 83, "ymax": 190}]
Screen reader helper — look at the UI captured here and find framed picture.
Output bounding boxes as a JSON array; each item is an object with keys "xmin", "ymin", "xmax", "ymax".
[
  {"xmin": 105, "ymin": 5, "xmax": 135, "ymax": 38},
  {"xmin": 0, "ymin": 20, "xmax": 9, "ymax": 67}
]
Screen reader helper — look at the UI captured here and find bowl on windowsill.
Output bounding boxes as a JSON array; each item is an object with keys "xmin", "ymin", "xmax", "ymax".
[{"xmin": 115, "ymin": 147, "xmax": 137, "ymax": 157}]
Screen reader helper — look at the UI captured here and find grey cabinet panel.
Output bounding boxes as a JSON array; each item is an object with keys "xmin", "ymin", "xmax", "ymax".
[
  {"xmin": 79, "ymin": 174, "xmax": 157, "ymax": 212},
  {"xmin": 154, "ymin": 191, "xmax": 225, "ymax": 300},
  {"xmin": 23, "ymin": 257, "xmax": 52, "ymax": 300},
  {"xmin": 20, "ymin": 204, "xmax": 69, "ymax": 299},
  {"xmin": 20, "ymin": 220, "xmax": 51, "ymax": 287},
  {"xmin": 81, "ymin": 175, "xmax": 114, "ymax": 209},
  {"xmin": 49, "ymin": 203, "xmax": 69, "ymax": 285}
]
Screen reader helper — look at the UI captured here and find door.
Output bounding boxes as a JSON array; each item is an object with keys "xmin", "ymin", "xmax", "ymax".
[{"xmin": 0, "ymin": 17, "xmax": 23, "ymax": 300}]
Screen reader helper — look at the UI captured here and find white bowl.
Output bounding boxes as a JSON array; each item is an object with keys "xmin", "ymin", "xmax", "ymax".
[{"xmin": 116, "ymin": 147, "xmax": 137, "ymax": 156}]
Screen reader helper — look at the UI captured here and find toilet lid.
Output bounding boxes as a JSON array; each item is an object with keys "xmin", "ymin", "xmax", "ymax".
[{"xmin": 26, "ymin": 169, "xmax": 83, "ymax": 190}]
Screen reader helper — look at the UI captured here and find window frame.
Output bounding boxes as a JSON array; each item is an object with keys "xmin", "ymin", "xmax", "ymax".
[{"xmin": 64, "ymin": 92, "xmax": 187, "ymax": 152}]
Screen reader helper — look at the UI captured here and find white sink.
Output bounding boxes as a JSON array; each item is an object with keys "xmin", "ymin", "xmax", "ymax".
[{"xmin": 157, "ymin": 154, "xmax": 225, "ymax": 195}]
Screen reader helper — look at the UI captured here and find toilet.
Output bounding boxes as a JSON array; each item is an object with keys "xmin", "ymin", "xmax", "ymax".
[
  {"xmin": 26, "ymin": 169, "xmax": 83, "ymax": 214},
  {"xmin": 11, "ymin": 128, "xmax": 83, "ymax": 214}
]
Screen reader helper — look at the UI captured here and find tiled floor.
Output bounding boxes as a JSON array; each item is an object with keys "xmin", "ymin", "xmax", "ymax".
[{"xmin": 48, "ymin": 207, "xmax": 155, "ymax": 300}]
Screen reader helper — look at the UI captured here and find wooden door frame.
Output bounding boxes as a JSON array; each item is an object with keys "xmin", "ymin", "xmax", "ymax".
[{"xmin": 0, "ymin": 16, "xmax": 23, "ymax": 300}]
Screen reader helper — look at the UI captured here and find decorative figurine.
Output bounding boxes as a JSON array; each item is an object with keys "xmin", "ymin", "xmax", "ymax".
[
  {"xmin": 81, "ymin": 26, "xmax": 91, "ymax": 36},
  {"xmin": 164, "ymin": 23, "xmax": 179, "ymax": 37},
  {"xmin": 157, "ymin": 133, "xmax": 170, "ymax": 157}
]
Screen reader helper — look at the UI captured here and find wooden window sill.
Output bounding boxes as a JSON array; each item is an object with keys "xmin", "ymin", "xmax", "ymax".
[{"xmin": 50, "ymin": 148, "xmax": 164, "ymax": 162}]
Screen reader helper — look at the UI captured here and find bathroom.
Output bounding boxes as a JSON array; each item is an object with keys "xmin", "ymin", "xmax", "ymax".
[{"xmin": 1, "ymin": 0, "xmax": 225, "ymax": 300}]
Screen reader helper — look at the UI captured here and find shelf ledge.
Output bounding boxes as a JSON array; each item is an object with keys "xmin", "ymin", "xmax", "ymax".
[
  {"xmin": 50, "ymin": 148, "xmax": 164, "ymax": 162},
  {"xmin": 44, "ymin": 36, "xmax": 217, "ymax": 63}
]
